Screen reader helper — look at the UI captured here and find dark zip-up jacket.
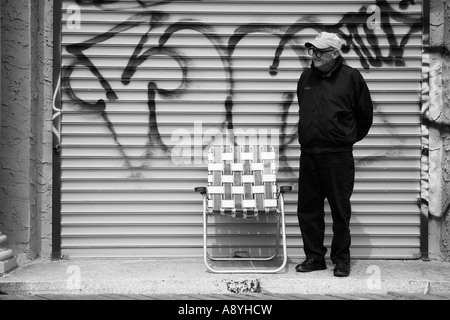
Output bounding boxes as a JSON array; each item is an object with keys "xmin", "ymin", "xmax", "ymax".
[{"xmin": 297, "ymin": 56, "xmax": 373, "ymax": 153}]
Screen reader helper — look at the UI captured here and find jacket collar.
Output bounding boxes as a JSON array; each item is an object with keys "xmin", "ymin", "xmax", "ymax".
[{"xmin": 311, "ymin": 55, "xmax": 344, "ymax": 78}]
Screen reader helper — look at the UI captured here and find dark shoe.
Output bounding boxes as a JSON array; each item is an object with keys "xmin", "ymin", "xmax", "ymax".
[
  {"xmin": 295, "ymin": 258, "xmax": 326, "ymax": 272},
  {"xmin": 333, "ymin": 262, "xmax": 350, "ymax": 277}
]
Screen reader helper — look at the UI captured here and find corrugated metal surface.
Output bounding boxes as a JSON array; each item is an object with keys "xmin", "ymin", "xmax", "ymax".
[{"xmin": 59, "ymin": 0, "xmax": 423, "ymax": 258}]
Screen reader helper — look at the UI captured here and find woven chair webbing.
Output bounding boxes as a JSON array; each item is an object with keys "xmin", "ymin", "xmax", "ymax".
[{"xmin": 207, "ymin": 145, "xmax": 277, "ymax": 218}]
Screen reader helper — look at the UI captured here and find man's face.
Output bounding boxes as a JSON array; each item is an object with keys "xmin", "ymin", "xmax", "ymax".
[{"xmin": 310, "ymin": 46, "xmax": 337, "ymax": 69}]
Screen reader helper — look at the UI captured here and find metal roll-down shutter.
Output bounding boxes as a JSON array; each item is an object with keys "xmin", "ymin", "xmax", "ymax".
[{"xmin": 59, "ymin": 0, "xmax": 423, "ymax": 258}]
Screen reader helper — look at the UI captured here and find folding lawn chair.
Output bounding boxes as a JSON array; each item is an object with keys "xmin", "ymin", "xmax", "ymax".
[{"xmin": 195, "ymin": 145, "xmax": 291, "ymax": 273}]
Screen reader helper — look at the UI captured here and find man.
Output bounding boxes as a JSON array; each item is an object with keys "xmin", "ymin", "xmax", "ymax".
[{"xmin": 296, "ymin": 32, "xmax": 373, "ymax": 277}]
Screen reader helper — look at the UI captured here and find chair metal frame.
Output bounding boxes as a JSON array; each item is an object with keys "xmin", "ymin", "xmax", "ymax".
[{"xmin": 195, "ymin": 145, "xmax": 291, "ymax": 273}]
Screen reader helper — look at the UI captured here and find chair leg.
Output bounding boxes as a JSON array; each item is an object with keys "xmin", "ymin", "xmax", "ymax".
[
  {"xmin": 206, "ymin": 215, "xmax": 280, "ymax": 262},
  {"xmin": 202, "ymin": 195, "xmax": 218, "ymax": 273},
  {"xmin": 202, "ymin": 194, "xmax": 288, "ymax": 274}
]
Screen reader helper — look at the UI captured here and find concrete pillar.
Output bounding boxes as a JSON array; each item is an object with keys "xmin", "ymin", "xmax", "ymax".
[
  {"xmin": 0, "ymin": 0, "xmax": 16, "ymax": 274},
  {"xmin": 428, "ymin": 0, "xmax": 450, "ymax": 261},
  {"xmin": 0, "ymin": 0, "xmax": 53, "ymax": 265},
  {"xmin": 441, "ymin": 0, "xmax": 450, "ymax": 261}
]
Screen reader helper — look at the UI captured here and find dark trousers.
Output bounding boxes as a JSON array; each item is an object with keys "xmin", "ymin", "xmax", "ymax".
[{"xmin": 297, "ymin": 151, "xmax": 355, "ymax": 264}]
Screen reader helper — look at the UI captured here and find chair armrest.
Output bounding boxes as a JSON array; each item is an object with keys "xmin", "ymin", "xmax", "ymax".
[
  {"xmin": 279, "ymin": 186, "xmax": 292, "ymax": 193},
  {"xmin": 194, "ymin": 187, "xmax": 207, "ymax": 194}
]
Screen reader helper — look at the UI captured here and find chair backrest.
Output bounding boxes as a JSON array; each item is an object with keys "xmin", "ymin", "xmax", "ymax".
[{"xmin": 206, "ymin": 145, "xmax": 278, "ymax": 218}]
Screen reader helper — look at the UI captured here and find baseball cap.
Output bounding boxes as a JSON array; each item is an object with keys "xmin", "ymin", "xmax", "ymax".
[{"xmin": 305, "ymin": 32, "xmax": 344, "ymax": 50}]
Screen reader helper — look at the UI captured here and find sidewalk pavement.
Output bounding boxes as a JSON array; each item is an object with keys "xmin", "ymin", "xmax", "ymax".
[{"xmin": 0, "ymin": 258, "xmax": 449, "ymax": 296}]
